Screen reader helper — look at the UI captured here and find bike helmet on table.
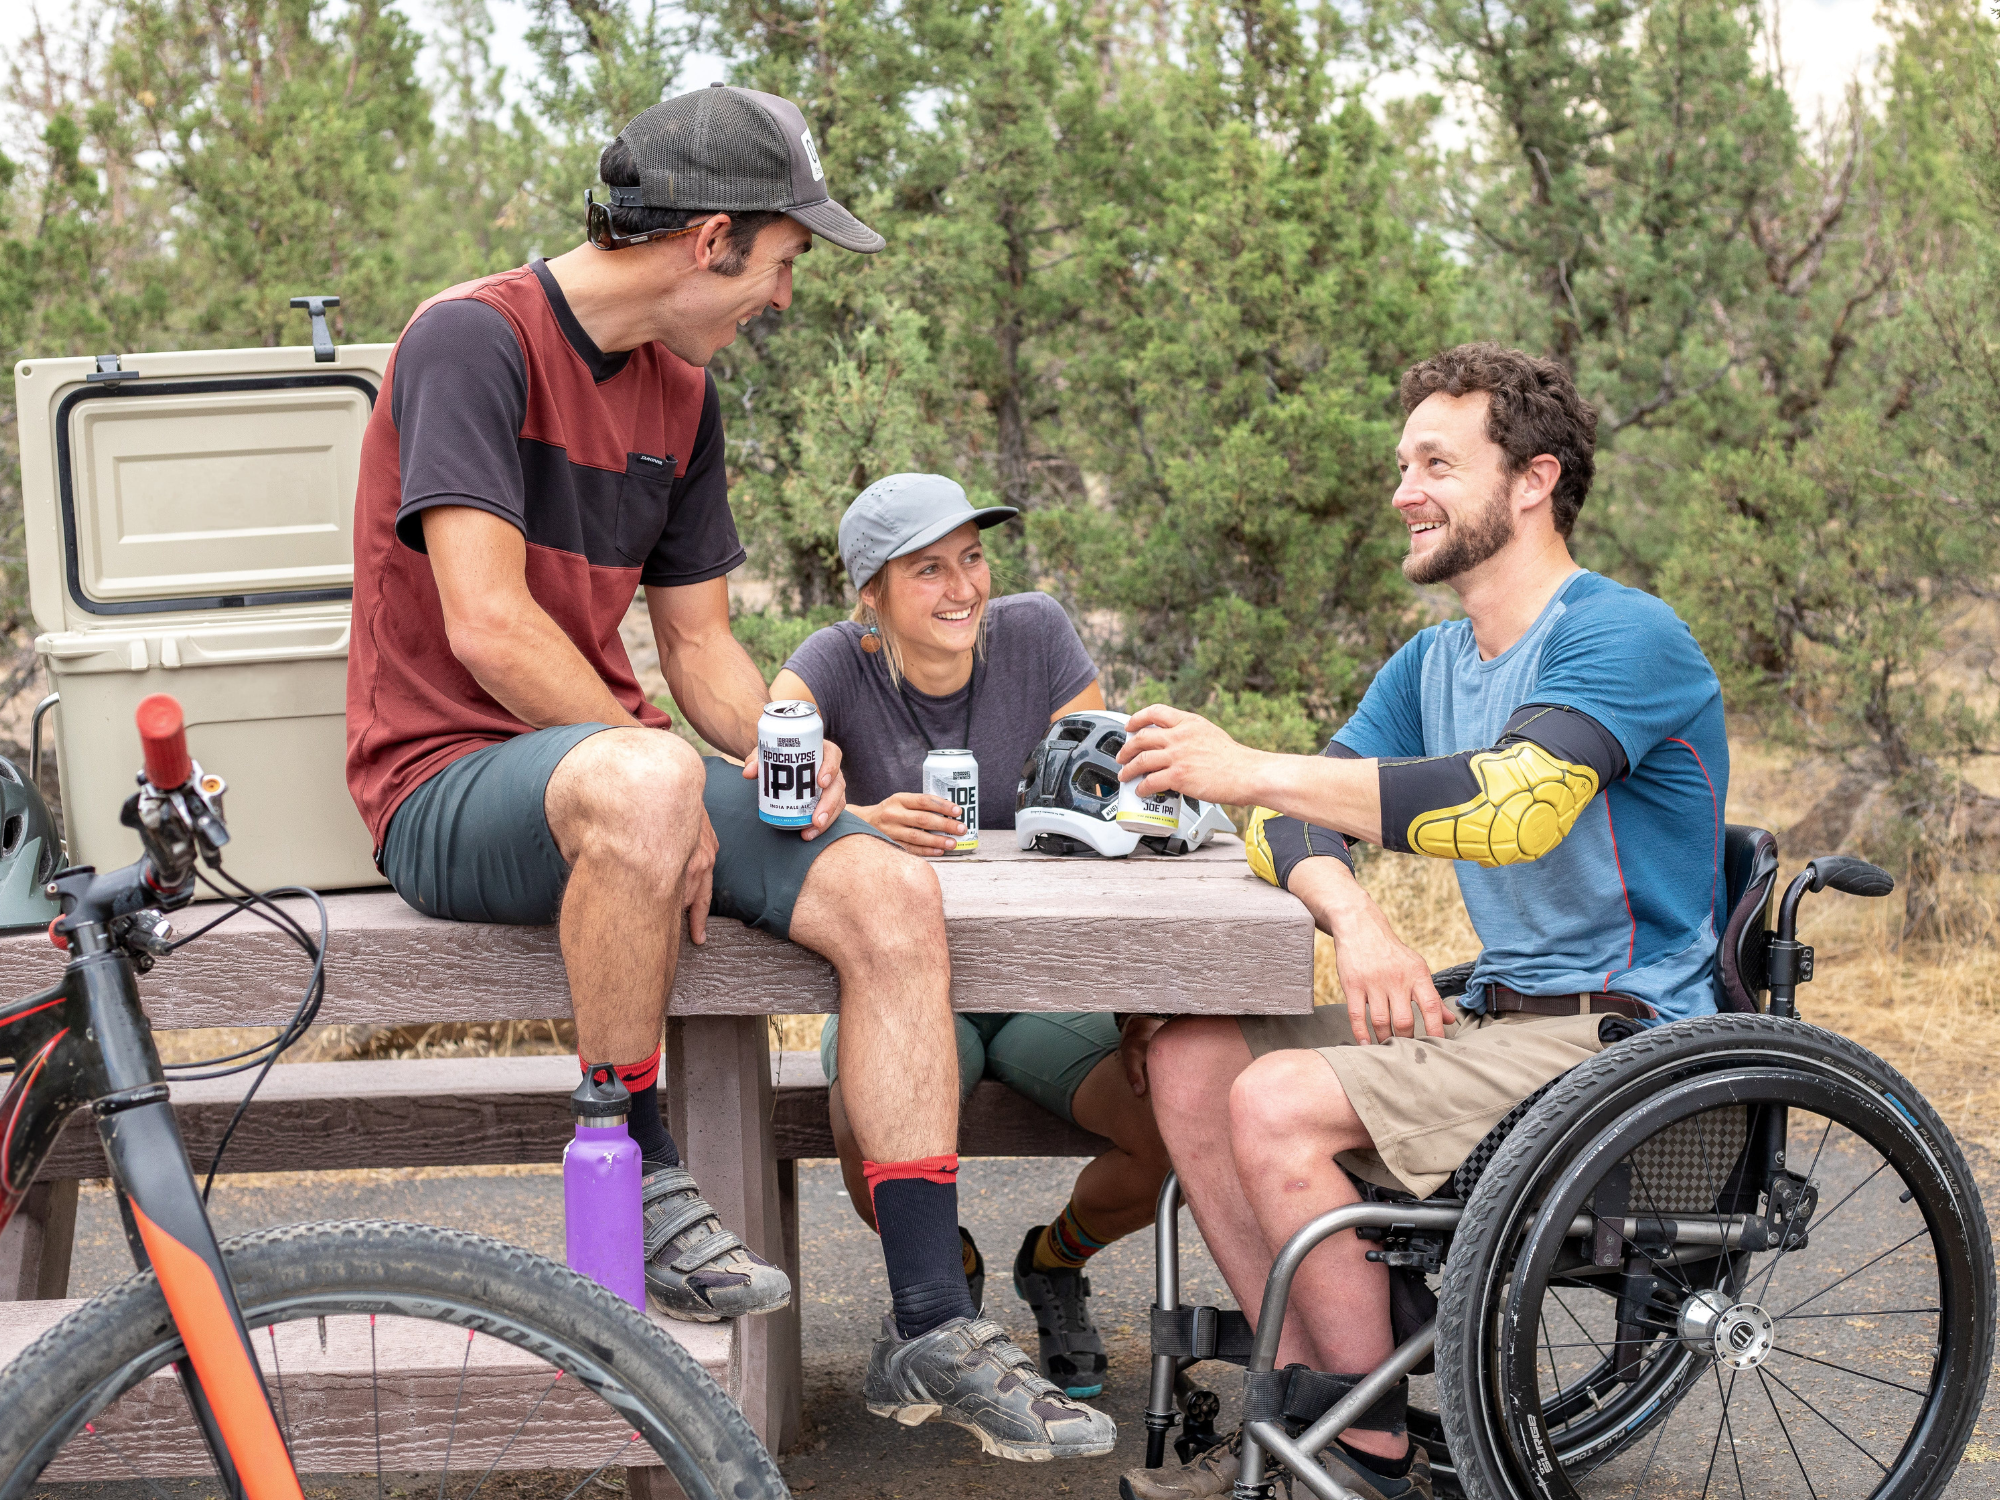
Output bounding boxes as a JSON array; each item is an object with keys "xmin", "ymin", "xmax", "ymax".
[
  {"xmin": 0, "ymin": 757, "xmax": 62, "ymax": 930},
  {"xmin": 1016, "ymin": 711, "xmax": 1141, "ymax": 857}
]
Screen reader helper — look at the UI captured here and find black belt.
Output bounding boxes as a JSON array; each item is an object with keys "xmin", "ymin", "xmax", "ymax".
[{"xmin": 1487, "ymin": 985, "xmax": 1656, "ymax": 1021}]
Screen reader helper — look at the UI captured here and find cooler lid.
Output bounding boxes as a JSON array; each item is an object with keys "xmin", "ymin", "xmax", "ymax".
[{"xmin": 14, "ymin": 344, "xmax": 392, "ymax": 634}]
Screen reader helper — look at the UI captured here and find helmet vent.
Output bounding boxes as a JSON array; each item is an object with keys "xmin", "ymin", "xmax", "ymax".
[
  {"xmin": 1, "ymin": 814, "xmax": 22, "ymax": 857},
  {"xmin": 1071, "ymin": 763, "xmax": 1118, "ymax": 801},
  {"xmin": 1054, "ymin": 722, "xmax": 1091, "ymax": 744}
]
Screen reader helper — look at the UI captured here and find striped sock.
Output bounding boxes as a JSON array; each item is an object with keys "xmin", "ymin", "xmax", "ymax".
[{"xmin": 1033, "ymin": 1200, "xmax": 1111, "ymax": 1272}]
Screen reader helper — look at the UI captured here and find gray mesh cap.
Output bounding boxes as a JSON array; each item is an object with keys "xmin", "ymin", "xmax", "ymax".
[
  {"xmin": 611, "ymin": 84, "xmax": 884, "ymax": 253},
  {"xmin": 839, "ymin": 474, "xmax": 1019, "ymax": 591}
]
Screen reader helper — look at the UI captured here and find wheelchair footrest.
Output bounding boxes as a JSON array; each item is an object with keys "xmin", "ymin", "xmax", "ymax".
[
  {"xmin": 1151, "ymin": 1304, "xmax": 1257, "ymax": 1365},
  {"xmin": 1244, "ymin": 1365, "xmax": 1408, "ymax": 1436}
]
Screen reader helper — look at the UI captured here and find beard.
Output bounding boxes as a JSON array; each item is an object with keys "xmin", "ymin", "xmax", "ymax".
[{"xmin": 1401, "ymin": 481, "xmax": 1517, "ymax": 586}]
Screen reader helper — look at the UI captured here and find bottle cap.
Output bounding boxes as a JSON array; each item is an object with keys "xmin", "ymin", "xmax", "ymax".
[{"xmin": 572, "ymin": 1064, "xmax": 633, "ymax": 1121}]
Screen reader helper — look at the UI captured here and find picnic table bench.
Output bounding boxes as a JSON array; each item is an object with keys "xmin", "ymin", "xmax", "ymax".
[{"xmin": 0, "ymin": 836, "xmax": 1312, "ymax": 1472}]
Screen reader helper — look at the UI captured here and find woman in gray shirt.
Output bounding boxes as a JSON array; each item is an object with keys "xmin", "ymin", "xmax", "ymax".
[{"xmin": 771, "ymin": 473, "xmax": 1169, "ymax": 1400}]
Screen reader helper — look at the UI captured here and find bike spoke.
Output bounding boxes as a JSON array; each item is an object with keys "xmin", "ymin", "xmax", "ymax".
[
  {"xmin": 463, "ymin": 1369, "xmax": 566, "ymax": 1500},
  {"xmin": 1719, "ymin": 1368, "xmax": 1747, "ymax": 1500},
  {"xmin": 1777, "ymin": 1227, "xmax": 1933, "ymax": 1321},
  {"xmin": 1772, "ymin": 1344, "xmax": 1931, "ymax": 1397},
  {"xmin": 438, "ymin": 1327, "xmax": 476, "ymax": 1495},
  {"xmin": 1781, "ymin": 1307, "xmax": 1939, "ymax": 1320},
  {"xmin": 266, "ymin": 1324, "xmax": 294, "ymax": 1454},
  {"xmin": 1699, "ymin": 1364, "xmax": 1730, "ymax": 1500},
  {"xmin": 1761, "ymin": 1365, "xmax": 1892, "ymax": 1474},
  {"xmin": 1757, "ymin": 1368, "xmax": 1820, "ymax": 1500},
  {"xmin": 557, "ymin": 1433, "xmax": 649, "ymax": 1500},
  {"xmin": 1548, "ymin": 1288, "xmax": 1611, "ymax": 1360}
]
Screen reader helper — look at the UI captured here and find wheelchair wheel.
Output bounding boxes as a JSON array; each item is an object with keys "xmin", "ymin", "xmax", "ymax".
[{"xmin": 1436, "ymin": 1015, "xmax": 1993, "ymax": 1500}]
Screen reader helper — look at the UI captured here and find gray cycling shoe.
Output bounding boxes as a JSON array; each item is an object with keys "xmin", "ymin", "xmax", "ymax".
[
  {"xmin": 641, "ymin": 1165, "xmax": 791, "ymax": 1322},
  {"xmin": 1012, "ymin": 1226, "xmax": 1107, "ymax": 1397},
  {"xmin": 863, "ymin": 1313, "xmax": 1117, "ymax": 1461}
]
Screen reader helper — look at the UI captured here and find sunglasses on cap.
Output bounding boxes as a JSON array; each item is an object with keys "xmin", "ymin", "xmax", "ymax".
[{"xmin": 584, "ymin": 188, "xmax": 711, "ymax": 251}]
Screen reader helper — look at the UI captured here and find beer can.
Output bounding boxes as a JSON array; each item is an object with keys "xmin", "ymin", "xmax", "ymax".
[
  {"xmin": 758, "ymin": 701, "xmax": 824, "ymax": 828},
  {"xmin": 923, "ymin": 749, "xmax": 980, "ymax": 855},
  {"xmin": 1116, "ymin": 775, "xmax": 1181, "ymax": 834}
]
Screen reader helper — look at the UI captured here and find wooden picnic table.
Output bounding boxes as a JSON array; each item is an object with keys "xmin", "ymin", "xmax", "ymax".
[{"xmin": 0, "ymin": 833, "xmax": 1313, "ymax": 1463}]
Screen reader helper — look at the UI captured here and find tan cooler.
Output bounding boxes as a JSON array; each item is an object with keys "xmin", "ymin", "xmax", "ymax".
[{"xmin": 15, "ymin": 341, "xmax": 394, "ymax": 892}]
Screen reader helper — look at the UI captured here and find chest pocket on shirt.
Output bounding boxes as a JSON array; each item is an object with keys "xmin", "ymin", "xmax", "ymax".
[{"xmin": 616, "ymin": 453, "xmax": 676, "ymax": 564}]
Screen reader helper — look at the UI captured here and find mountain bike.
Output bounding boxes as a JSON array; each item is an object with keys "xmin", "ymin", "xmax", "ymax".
[{"xmin": 0, "ymin": 694, "xmax": 786, "ymax": 1500}]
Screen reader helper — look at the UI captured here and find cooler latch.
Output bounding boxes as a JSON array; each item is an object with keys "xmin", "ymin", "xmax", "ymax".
[
  {"xmin": 291, "ymin": 295, "xmax": 340, "ymax": 362},
  {"xmin": 85, "ymin": 353, "xmax": 128, "ymax": 385}
]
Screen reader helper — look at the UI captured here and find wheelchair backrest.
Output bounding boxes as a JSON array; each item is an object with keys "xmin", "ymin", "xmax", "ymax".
[{"xmin": 1716, "ymin": 824, "xmax": 1779, "ymax": 1013}]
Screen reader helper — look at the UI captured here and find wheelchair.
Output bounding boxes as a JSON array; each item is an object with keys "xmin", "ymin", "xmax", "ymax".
[{"xmin": 1142, "ymin": 826, "xmax": 1996, "ymax": 1500}]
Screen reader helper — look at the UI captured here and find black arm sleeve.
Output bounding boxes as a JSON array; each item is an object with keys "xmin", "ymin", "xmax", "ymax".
[
  {"xmin": 1246, "ymin": 741, "xmax": 1361, "ymax": 889},
  {"xmin": 1377, "ymin": 704, "xmax": 1627, "ymax": 865}
]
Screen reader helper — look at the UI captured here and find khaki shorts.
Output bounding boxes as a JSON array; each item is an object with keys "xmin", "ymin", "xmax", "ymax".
[{"xmin": 1237, "ymin": 1004, "xmax": 1609, "ymax": 1199}]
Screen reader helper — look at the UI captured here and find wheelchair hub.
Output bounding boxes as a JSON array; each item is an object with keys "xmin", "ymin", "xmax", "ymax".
[{"xmin": 1676, "ymin": 1288, "xmax": 1775, "ymax": 1371}]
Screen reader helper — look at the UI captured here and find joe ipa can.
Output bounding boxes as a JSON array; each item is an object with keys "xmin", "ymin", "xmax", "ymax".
[
  {"xmin": 1116, "ymin": 775, "xmax": 1181, "ymax": 834},
  {"xmin": 758, "ymin": 701, "xmax": 824, "ymax": 828},
  {"xmin": 923, "ymin": 749, "xmax": 980, "ymax": 855}
]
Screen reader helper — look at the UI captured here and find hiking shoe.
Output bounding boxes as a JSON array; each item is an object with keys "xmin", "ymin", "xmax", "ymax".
[
  {"xmin": 1316, "ymin": 1442, "xmax": 1433, "ymax": 1500},
  {"xmin": 863, "ymin": 1313, "xmax": 1117, "ymax": 1461},
  {"xmin": 1119, "ymin": 1426, "xmax": 1240, "ymax": 1500},
  {"xmin": 641, "ymin": 1165, "xmax": 791, "ymax": 1322},
  {"xmin": 1012, "ymin": 1225, "xmax": 1108, "ymax": 1397},
  {"xmin": 962, "ymin": 1226, "xmax": 986, "ymax": 1313}
]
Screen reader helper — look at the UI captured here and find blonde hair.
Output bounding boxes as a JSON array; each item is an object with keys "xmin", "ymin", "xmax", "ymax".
[{"xmin": 852, "ymin": 569, "xmax": 992, "ymax": 690}]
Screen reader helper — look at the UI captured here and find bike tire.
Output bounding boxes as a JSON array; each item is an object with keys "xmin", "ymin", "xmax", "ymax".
[{"xmin": 0, "ymin": 1218, "xmax": 788, "ymax": 1499}]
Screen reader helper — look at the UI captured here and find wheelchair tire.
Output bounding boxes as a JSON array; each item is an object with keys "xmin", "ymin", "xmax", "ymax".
[{"xmin": 1435, "ymin": 1015, "xmax": 1993, "ymax": 1500}]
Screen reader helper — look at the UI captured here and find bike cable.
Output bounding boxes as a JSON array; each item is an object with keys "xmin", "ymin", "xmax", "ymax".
[{"xmin": 153, "ymin": 869, "xmax": 329, "ymax": 1199}]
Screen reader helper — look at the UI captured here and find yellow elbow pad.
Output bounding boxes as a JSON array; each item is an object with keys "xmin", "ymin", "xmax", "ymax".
[
  {"xmin": 1245, "ymin": 807, "xmax": 1281, "ymax": 886},
  {"xmin": 1404, "ymin": 742, "xmax": 1599, "ymax": 867}
]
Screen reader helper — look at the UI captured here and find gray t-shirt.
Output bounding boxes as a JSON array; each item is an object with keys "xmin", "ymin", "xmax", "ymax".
[{"xmin": 783, "ymin": 591, "xmax": 1099, "ymax": 828}]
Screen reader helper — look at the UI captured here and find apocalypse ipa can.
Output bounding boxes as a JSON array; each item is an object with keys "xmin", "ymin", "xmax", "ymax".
[
  {"xmin": 758, "ymin": 701, "xmax": 824, "ymax": 828},
  {"xmin": 923, "ymin": 749, "xmax": 980, "ymax": 855},
  {"xmin": 1116, "ymin": 775, "xmax": 1181, "ymax": 834}
]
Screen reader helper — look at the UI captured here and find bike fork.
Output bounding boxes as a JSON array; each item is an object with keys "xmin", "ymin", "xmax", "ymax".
[{"xmin": 81, "ymin": 950, "xmax": 302, "ymax": 1500}]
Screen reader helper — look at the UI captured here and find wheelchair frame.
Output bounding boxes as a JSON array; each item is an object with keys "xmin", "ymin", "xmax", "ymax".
[{"xmin": 1139, "ymin": 833, "xmax": 1986, "ymax": 1500}]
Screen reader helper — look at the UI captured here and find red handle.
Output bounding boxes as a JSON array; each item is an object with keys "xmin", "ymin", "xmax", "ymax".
[{"xmin": 136, "ymin": 694, "xmax": 192, "ymax": 789}]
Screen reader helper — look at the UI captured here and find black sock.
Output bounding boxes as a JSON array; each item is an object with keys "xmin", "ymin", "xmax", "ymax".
[
  {"xmin": 1338, "ymin": 1440, "xmax": 1412, "ymax": 1480},
  {"xmin": 872, "ymin": 1176, "xmax": 976, "ymax": 1338},
  {"xmin": 625, "ymin": 1079, "xmax": 680, "ymax": 1172}
]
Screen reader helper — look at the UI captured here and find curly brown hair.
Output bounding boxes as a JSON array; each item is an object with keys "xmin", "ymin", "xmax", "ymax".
[{"xmin": 1398, "ymin": 344, "xmax": 1598, "ymax": 536}]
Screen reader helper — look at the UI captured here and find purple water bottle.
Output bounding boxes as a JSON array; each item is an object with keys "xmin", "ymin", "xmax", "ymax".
[{"xmin": 565, "ymin": 1064, "xmax": 645, "ymax": 1309}]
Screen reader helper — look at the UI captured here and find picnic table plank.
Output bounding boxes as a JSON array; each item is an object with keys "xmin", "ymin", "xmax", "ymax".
[{"xmin": 0, "ymin": 835, "xmax": 1314, "ymax": 1027}]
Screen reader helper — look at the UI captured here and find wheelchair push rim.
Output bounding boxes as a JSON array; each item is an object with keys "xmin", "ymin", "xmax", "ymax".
[{"xmin": 1442, "ymin": 1021, "xmax": 1993, "ymax": 1500}]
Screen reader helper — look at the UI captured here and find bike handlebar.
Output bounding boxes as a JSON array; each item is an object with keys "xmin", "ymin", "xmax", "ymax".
[{"xmin": 135, "ymin": 693, "xmax": 192, "ymax": 790}]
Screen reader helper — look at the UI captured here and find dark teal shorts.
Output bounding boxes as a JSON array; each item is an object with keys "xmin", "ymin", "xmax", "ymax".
[
  {"xmin": 380, "ymin": 723, "xmax": 891, "ymax": 937},
  {"xmin": 818, "ymin": 1010, "xmax": 1120, "ymax": 1125}
]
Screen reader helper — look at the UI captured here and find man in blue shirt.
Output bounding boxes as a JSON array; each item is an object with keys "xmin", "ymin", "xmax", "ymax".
[{"xmin": 1115, "ymin": 343, "xmax": 1726, "ymax": 1500}]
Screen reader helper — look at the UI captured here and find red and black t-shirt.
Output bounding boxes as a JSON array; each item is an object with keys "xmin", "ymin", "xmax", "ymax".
[{"xmin": 346, "ymin": 260, "xmax": 744, "ymax": 847}]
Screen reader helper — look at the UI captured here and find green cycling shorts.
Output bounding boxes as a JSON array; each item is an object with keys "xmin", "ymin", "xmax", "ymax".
[
  {"xmin": 818, "ymin": 1010, "xmax": 1120, "ymax": 1126},
  {"xmin": 380, "ymin": 722, "xmax": 891, "ymax": 937}
]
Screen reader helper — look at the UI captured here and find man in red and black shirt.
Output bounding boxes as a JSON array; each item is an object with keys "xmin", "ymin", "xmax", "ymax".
[{"xmin": 346, "ymin": 85, "xmax": 1114, "ymax": 1460}]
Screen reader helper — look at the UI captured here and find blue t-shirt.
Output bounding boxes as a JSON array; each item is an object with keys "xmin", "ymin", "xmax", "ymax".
[{"xmin": 1334, "ymin": 571, "xmax": 1728, "ymax": 1024}]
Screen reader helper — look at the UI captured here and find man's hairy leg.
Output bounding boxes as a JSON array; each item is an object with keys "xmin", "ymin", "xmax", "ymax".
[
  {"xmin": 788, "ymin": 836, "xmax": 956, "ymax": 1159},
  {"xmin": 545, "ymin": 728, "xmax": 708, "ymax": 1063},
  {"xmin": 1229, "ymin": 1049, "xmax": 1403, "ymax": 1463},
  {"xmin": 1147, "ymin": 1020, "xmax": 1326, "ymax": 1371}
]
